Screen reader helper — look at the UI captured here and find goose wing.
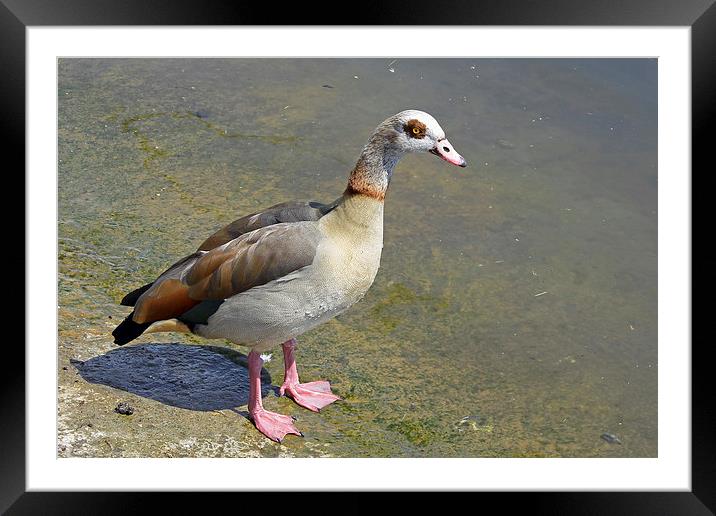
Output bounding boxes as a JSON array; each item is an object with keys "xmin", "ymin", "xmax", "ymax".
[
  {"xmin": 120, "ymin": 199, "xmax": 338, "ymax": 307},
  {"xmin": 130, "ymin": 221, "xmax": 323, "ymax": 325}
]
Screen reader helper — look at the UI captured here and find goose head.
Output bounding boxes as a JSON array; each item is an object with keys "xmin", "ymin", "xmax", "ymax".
[
  {"xmin": 382, "ymin": 109, "xmax": 467, "ymax": 167},
  {"xmin": 347, "ymin": 110, "xmax": 467, "ymax": 201}
]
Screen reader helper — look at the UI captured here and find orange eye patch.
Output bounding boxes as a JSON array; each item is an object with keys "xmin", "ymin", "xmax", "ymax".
[{"xmin": 404, "ymin": 119, "xmax": 427, "ymax": 139}]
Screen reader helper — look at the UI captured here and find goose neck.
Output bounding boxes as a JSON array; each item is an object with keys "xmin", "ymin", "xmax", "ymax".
[{"xmin": 344, "ymin": 135, "xmax": 402, "ymax": 201}]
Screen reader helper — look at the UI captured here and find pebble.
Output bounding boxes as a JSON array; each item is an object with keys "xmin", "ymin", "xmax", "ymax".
[
  {"xmin": 115, "ymin": 402, "xmax": 135, "ymax": 416},
  {"xmin": 600, "ymin": 432, "xmax": 622, "ymax": 444}
]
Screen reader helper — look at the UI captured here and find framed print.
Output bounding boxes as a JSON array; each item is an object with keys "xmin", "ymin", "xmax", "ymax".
[{"xmin": 4, "ymin": 0, "xmax": 711, "ymax": 512}]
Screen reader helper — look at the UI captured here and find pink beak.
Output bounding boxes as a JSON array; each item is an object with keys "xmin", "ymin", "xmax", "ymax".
[{"xmin": 430, "ymin": 138, "xmax": 467, "ymax": 167}]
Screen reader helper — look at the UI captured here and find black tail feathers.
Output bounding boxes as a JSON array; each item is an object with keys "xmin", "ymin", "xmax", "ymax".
[
  {"xmin": 120, "ymin": 282, "xmax": 154, "ymax": 306},
  {"xmin": 112, "ymin": 312, "xmax": 152, "ymax": 345}
]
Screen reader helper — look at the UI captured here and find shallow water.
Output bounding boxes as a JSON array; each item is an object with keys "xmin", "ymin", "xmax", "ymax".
[{"xmin": 58, "ymin": 58, "xmax": 657, "ymax": 458}]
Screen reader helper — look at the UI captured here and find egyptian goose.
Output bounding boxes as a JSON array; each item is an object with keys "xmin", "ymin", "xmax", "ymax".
[{"xmin": 112, "ymin": 110, "xmax": 467, "ymax": 442}]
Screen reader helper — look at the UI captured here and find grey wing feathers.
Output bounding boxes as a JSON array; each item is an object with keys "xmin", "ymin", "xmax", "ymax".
[{"xmin": 198, "ymin": 198, "xmax": 339, "ymax": 251}]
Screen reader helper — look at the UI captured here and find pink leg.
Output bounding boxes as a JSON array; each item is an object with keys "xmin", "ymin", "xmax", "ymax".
[
  {"xmin": 279, "ymin": 338, "xmax": 341, "ymax": 412},
  {"xmin": 248, "ymin": 350, "xmax": 302, "ymax": 442}
]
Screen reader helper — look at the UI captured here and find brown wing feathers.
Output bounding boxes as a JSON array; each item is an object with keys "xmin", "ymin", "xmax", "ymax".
[
  {"xmin": 113, "ymin": 254, "xmax": 203, "ymax": 344},
  {"xmin": 119, "ymin": 282, "xmax": 153, "ymax": 306},
  {"xmin": 133, "ymin": 278, "xmax": 200, "ymax": 323}
]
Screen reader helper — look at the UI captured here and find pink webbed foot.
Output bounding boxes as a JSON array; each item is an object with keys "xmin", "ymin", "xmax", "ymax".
[
  {"xmin": 247, "ymin": 350, "xmax": 302, "ymax": 442},
  {"xmin": 279, "ymin": 380, "xmax": 341, "ymax": 412},
  {"xmin": 250, "ymin": 408, "xmax": 302, "ymax": 443}
]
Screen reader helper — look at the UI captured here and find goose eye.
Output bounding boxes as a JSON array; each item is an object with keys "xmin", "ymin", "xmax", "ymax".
[{"xmin": 404, "ymin": 119, "xmax": 426, "ymax": 139}]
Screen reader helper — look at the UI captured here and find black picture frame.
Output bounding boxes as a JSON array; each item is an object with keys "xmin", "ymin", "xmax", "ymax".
[{"xmin": 3, "ymin": 1, "xmax": 710, "ymax": 513}]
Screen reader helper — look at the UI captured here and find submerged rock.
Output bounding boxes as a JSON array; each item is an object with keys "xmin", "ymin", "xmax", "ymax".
[{"xmin": 600, "ymin": 432, "xmax": 622, "ymax": 444}]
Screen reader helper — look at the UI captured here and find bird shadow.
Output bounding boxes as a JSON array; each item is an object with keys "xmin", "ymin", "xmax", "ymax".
[{"xmin": 71, "ymin": 343, "xmax": 274, "ymax": 413}]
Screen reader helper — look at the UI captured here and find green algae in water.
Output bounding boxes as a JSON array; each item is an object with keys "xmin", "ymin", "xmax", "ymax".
[
  {"xmin": 369, "ymin": 282, "xmax": 450, "ymax": 334},
  {"xmin": 120, "ymin": 110, "xmax": 297, "ymax": 167},
  {"xmin": 120, "ymin": 113, "xmax": 170, "ymax": 169},
  {"xmin": 386, "ymin": 416, "xmax": 443, "ymax": 447}
]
